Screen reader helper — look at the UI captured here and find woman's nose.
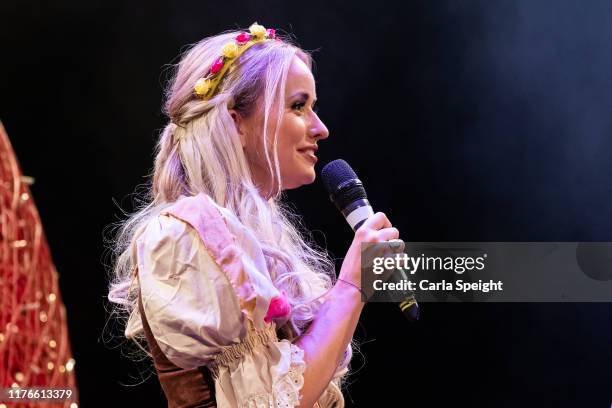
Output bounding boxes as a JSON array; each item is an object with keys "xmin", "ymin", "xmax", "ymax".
[{"xmin": 309, "ymin": 112, "xmax": 329, "ymax": 141}]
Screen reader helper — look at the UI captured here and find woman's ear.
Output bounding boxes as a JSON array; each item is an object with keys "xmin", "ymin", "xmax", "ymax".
[{"xmin": 228, "ymin": 109, "xmax": 247, "ymax": 148}]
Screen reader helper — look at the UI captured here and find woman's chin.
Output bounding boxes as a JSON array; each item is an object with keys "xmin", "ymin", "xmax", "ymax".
[
  {"xmin": 283, "ymin": 169, "xmax": 316, "ymax": 190},
  {"xmin": 302, "ymin": 168, "xmax": 317, "ymax": 185}
]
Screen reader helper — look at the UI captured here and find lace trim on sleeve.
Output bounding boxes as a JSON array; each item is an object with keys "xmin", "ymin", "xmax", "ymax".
[{"xmin": 238, "ymin": 343, "xmax": 306, "ymax": 408}]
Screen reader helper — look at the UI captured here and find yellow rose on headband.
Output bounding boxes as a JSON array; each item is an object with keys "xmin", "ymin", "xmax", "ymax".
[
  {"xmin": 249, "ymin": 23, "xmax": 266, "ymax": 39},
  {"xmin": 221, "ymin": 42, "xmax": 239, "ymax": 58},
  {"xmin": 194, "ymin": 78, "xmax": 211, "ymax": 96}
]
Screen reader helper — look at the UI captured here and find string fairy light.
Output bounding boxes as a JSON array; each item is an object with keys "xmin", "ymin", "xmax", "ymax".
[{"xmin": 0, "ymin": 122, "xmax": 79, "ymax": 406}]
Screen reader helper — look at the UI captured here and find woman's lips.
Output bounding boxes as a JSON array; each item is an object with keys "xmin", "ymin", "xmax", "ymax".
[{"xmin": 298, "ymin": 147, "xmax": 318, "ymax": 163}]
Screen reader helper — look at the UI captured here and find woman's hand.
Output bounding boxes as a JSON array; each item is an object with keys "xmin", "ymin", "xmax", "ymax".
[{"xmin": 337, "ymin": 212, "xmax": 400, "ymax": 290}]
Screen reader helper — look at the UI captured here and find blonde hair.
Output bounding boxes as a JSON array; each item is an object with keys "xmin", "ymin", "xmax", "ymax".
[{"xmin": 107, "ymin": 30, "xmax": 337, "ymax": 344}]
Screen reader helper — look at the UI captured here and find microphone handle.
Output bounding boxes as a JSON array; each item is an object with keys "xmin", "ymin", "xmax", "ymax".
[
  {"xmin": 390, "ymin": 266, "xmax": 421, "ymax": 322},
  {"xmin": 346, "ymin": 204, "xmax": 420, "ymax": 322}
]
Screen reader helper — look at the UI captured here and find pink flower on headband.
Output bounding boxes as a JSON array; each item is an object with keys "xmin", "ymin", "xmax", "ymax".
[
  {"xmin": 210, "ymin": 57, "xmax": 224, "ymax": 74},
  {"xmin": 235, "ymin": 32, "xmax": 251, "ymax": 44},
  {"xmin": 193, "ymin": 23, "xmax": 278, "ymax": 99}
]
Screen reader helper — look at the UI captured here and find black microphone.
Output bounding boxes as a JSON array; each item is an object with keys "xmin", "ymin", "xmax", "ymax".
[{"xmin": 321, "ymin": 159, "xmax": 420, "ymax": 322}]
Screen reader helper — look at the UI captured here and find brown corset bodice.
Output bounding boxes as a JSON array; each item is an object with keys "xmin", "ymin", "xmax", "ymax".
[{"xmin": 138, "ymin": 294, "xmax": 217, "ymax": 407}]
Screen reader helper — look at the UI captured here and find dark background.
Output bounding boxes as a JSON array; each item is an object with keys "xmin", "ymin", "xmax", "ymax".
[{"xmin": 2, "ymin": 0, "xmax": 612, "ymax": 406}]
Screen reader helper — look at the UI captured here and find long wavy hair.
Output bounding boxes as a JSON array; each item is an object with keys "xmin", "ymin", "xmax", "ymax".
[{"xmin": 106, "ymin": 30, "xmax": 338, "ymax": 346}]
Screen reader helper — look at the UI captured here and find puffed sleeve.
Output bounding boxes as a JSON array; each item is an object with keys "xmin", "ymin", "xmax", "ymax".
[
  {"xmin": 137, "ymin": 214, "xmax": 244, "ymax": 369},
  {"xmin": 136, "ymin": 212, "xmax": 308, "ymax": 408}
]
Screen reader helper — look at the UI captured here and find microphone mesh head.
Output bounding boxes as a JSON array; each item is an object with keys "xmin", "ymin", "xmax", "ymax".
[
  {"xmin": 321, "ymin": 159, "xmax": 358, "ymax": 195},
  {"xmin": 321, "ymin": 159, "xmax": 368, "ymax": 211}
]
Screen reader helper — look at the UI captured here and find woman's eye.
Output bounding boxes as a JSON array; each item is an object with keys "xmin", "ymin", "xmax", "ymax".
[{"xmin": 292, "ymin": 101, "xmax": 306, "ymax": 111}]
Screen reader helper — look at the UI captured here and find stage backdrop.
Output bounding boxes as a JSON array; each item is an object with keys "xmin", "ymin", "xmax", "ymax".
[{"xmin": 1, "ymin": 0, "xmax": 611, "ymax": 406}]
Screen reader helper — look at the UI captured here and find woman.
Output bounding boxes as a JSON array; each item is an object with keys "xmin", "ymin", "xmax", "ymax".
[{"xmin": 108, "ymin": 23, "xmax": 399, "ymax": 408}]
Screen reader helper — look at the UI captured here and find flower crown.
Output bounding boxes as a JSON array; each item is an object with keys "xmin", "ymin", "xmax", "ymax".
[{"xmin": 193, "ymin": 23, "xmax": 277, "ymax": 100}]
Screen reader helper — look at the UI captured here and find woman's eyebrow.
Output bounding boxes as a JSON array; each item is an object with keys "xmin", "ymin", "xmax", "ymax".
[{"xmin": 288, "ymin": 91, "xmax": 315, "ymax": 101}]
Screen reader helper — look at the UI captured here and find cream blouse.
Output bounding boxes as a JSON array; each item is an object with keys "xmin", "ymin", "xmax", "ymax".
[{"xmin": 125, "ymin": 193, "xmax": 348, "ymax": 408}]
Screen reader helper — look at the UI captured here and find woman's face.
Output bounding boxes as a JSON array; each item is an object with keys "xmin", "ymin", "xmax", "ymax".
[{"xmin": 234, "ymin": 55, "xmax": 329, "ymax": 196}]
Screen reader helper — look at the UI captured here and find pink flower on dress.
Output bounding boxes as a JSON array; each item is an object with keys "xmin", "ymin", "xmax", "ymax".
[
  {"xmin": 264, "ymin": 292, "xmax": 291, "ymax": 323},
  {"xmin": 266, "ymin": 28, "xmax": 276, "ymax": 39}
]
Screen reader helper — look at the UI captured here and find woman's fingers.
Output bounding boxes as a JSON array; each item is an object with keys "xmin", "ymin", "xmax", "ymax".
[
  {"xmin": 388, "ymin": 238, "xmax": 405, "ymax": 253},
  {"xmin": 341, "ymin": 212, "xmax": 403, "ymax": 288},
  {"xmin": 362, "ymin": 212, "xmax": 392, "ymax": 231},
  {"xmin": 377, "ymin": 227, "xmax": 400, "ymax": 242},
  {"xmin": 356, "ymin": 213, "xmax": 400, "ymax": 244}
]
